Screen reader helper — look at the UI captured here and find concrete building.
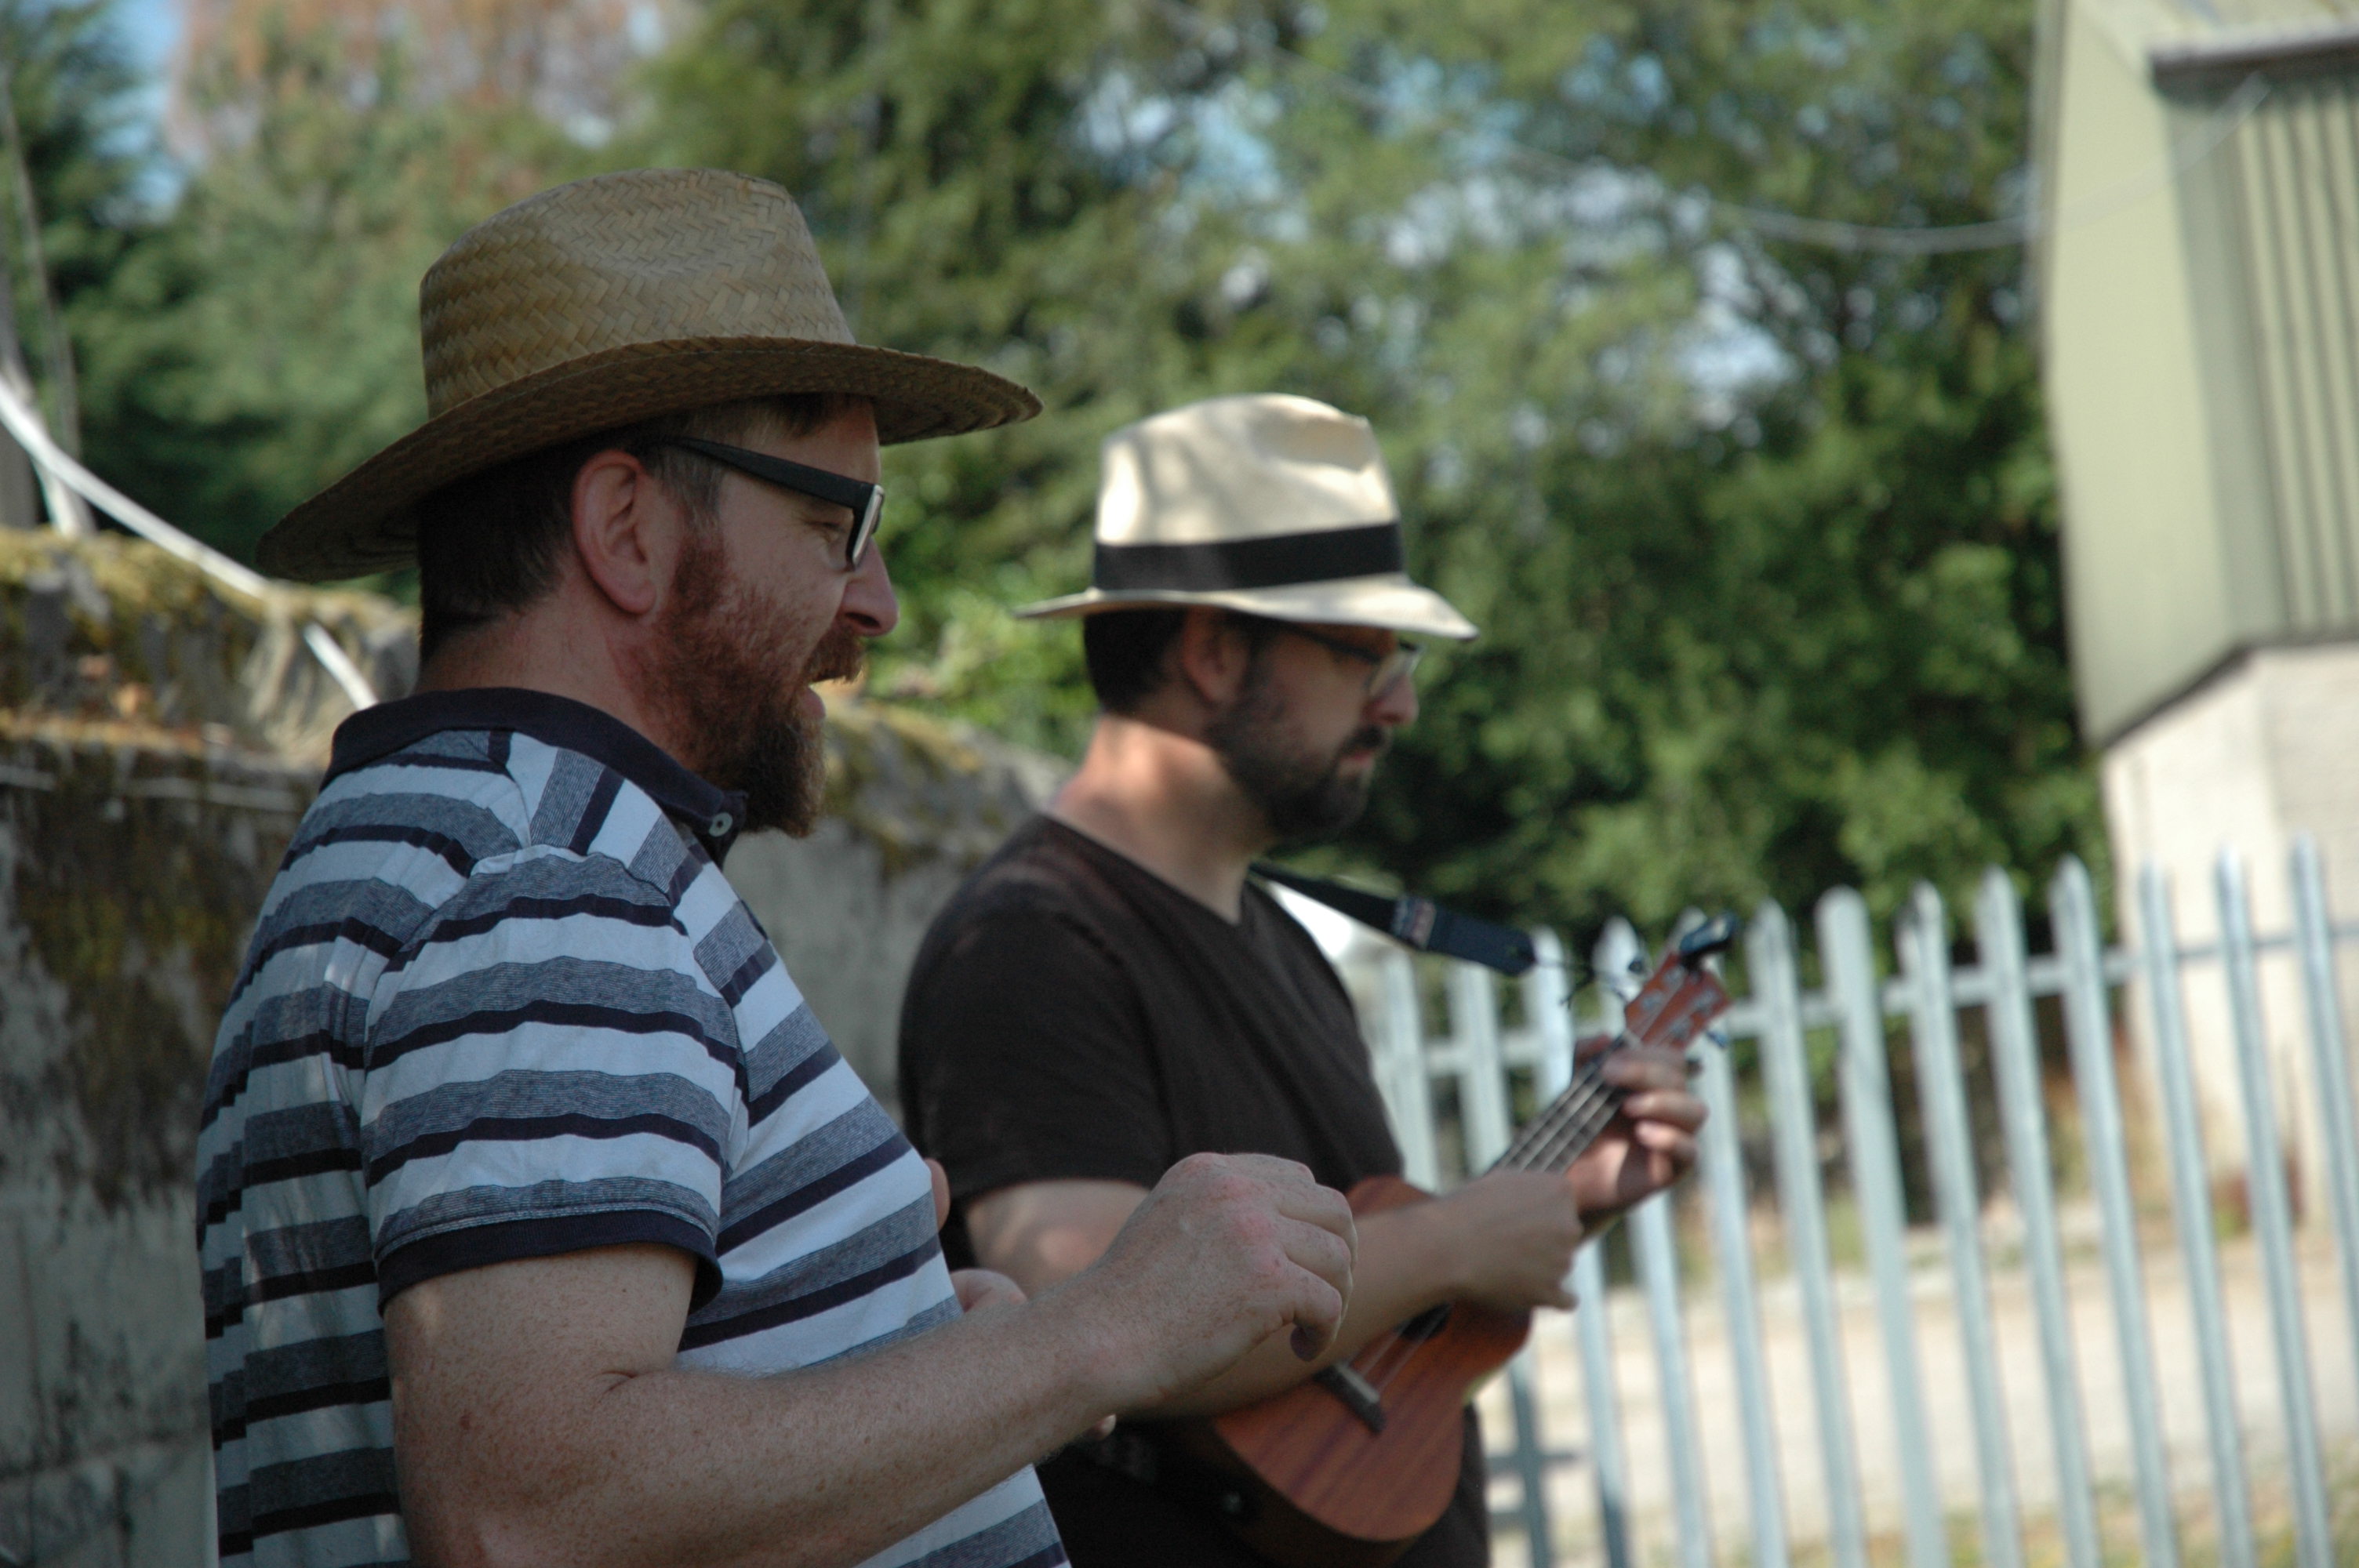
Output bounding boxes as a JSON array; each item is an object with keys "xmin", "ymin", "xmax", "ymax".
[{"xmin": 2034, "ymin": 0, "xmax": 2359, "ymax": 1213}]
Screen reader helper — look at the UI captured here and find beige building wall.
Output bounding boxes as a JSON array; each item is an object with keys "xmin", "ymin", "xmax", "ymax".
[
  {"xmin": 2042, "ymin": 0, "xmax": 2252, "ymax": 746},
  {"xmin": 2100, "ymin": 641, "xmax": 2359, "ymax": 1220},
  {"xmin": 2041, "ymin": 0, "xmax": 2359, "ymax": 1220}
]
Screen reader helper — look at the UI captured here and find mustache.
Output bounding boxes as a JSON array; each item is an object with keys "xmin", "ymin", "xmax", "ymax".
[
  {"xmin": 1340, "ymin": 726, "xmax": 1389, "ymax": 760},
  {"xmin": 801, "ymin": 624, "xmax": 868, "ymax": 689}
]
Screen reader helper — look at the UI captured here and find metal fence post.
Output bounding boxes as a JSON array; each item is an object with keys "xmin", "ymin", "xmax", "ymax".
[
  {"xmin": 1379, "ymin": 947, "xmax": 1441, "ymax": 1189},
  {"xmin": 1631, "ymin": 1194, "xmax": 1714, "ymax": 1568},
  {"xmin": 1454, "ymin": 963, "xmax": 1514, "ymax": 1173},
  {"xmin": 2288, "ymin": 836, "xmax": 2359, "ymax": 1402},
  {"xmin": 1696, "ymin": 1025, "xmax": 1790, "ymax": 1568},
  {"xmin": 1505, "ymin": 1354, "xmax": 1556, "ymax": 1568},
  {"xmin": 1579, "ymin": 920, "xmax": 1648, "ymax": 1568},
  {"xmin": 1975, "ymin": 867, "xmax": 2101, "ymax": 1568},
  {"xmin": 1750, "ymin": 901, "xmax": 1869, "ymax": 1568},
  {"xmin": 1526, "ymin": 927, "xmax": 1576, "ymax": 1100},
  {"xmin": 1572, "ymin": 1242, "xmax": 1630, "ymax": 1568},
  {"xmin": 1898, "ymin": 882, "xmax": 2023, "ymax": 1568},
  {"xmin": 2050, "ymin": 857, "xmax": 2180, "ymax": 1568},
  {"xmin": 2138, "ymin": 862, "xmax": 2255, "ymax": 1567},
  {"xmin": 1819, "ymin": 887, "xmax": 1946, "ymax": 1568},
  {"xmin": 2214, "ymin": 851, "xmax": 2332, "ymax": 1568},
  {"xmin": 1449, "ymin": 958, "xmax": 1556, "ymax": 1563}
]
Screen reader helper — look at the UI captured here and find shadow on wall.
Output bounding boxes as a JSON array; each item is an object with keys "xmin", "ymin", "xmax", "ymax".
[{"xmin": 0, "ymin": 532, "xmax": 1059, "ymax": 1563}]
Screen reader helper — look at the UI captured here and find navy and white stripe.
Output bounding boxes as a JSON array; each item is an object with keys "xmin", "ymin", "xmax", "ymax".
[{"xmin": 196, "ymin": 688, "xmax": 1063, "ymax": 1568}]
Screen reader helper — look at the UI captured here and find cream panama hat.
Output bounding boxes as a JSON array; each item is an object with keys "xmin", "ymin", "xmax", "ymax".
[
  {"xmin": 1016, "ymin": 394, "xmax": 1476, "ymax": 641},
  {"xmin": 257, "ymin": 168, "xmax": 1040, "ymax": 581}
]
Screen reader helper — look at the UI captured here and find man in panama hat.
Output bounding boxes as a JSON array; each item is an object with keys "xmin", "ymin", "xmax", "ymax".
[
  {"xmin": 198, "ymin": 172, "xmax": 1359, "ymax": 1568},
  {"xmin": 899, "ymin": 394, "xmax": 1708, "ymax": 1566}
]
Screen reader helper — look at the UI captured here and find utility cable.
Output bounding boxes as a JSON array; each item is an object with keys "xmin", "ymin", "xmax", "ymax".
[
  {"xmin": 1151, "ymin": 0, "xmax": 2270, "ymax": 256},
  {"xmin": 0, "ymin": 54, "xmax": 85, "ymax": 456},
  {"xmin": 0, "ymin": 372, "xmax": 379, "ymax": 710}
]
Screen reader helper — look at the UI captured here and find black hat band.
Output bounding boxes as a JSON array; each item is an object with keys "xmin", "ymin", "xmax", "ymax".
[{"xmin": 1092, "ymin": 521, "xmax": 1403, "ymax": 594}]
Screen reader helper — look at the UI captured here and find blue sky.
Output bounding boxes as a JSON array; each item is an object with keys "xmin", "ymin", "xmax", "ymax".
[{"xmin": 115, "ymin": 0, "xmax": 179, "ymax": 81}]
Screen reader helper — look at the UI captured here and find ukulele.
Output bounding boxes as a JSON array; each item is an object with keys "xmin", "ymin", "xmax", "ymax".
[{"xmin": 1176, "ymin": 915, "xmax": 1739, "ymax": 1568}]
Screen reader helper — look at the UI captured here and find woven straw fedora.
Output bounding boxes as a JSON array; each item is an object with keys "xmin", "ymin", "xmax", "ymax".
[
  {"xmin": 258, "ymin": 168, "xmax": 1040, "ymax": 581},
  {"xmin": 1016, "ymin": 394, "xmax": 1475, "ymax": 641}
]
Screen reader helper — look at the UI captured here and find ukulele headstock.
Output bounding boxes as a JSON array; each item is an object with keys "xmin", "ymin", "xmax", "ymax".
[{"xmin": 1616, "ymin": 913, "xmax": 1740, "ymax": 1057}]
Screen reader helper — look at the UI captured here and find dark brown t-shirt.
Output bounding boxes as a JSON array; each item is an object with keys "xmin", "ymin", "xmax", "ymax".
[{"xmin": 899, "ymin": 816, "xmax": 1488, "ymax": 1568}]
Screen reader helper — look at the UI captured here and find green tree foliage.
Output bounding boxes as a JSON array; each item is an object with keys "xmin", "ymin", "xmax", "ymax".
[
  {"xmin": 67, "ymin": 18, "xmax": 580, "ymax": 562},
  {"xmin": 1, "ymin": 0, "xmax": 148, "ymax": 440},
  {"xmin": 17, "ymin": 0, "xmax": 2099, "ymax": 938},
  {"xmin": 642, "ymin": 0, "xmax": 2100, "ymax": 935}
]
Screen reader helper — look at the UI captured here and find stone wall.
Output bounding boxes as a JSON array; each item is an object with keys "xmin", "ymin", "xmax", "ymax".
[
  {"xmin": 0, "ymin": 534, "xmax": 1057, "ymax": 1565},
  {"xmin": 2, "ymin": 720, "xmax": 311, "ymax": 1567}
]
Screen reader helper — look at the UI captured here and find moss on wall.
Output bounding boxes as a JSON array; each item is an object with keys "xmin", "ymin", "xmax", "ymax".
[
  {"xmin": 1, "ymin": 717, "xmax": 307, "ymax": 1209},
  {"xmin": 0, "ymin": 532, "xmax": 416, "ymax": 759}
]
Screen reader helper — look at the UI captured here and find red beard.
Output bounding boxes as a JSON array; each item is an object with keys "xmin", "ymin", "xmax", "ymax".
[{"xmin": 649, "ymin": 528, "xmax": 867, "ymax": 837}]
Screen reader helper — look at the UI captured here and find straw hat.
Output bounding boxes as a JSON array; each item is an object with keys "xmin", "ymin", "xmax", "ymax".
[
  {"xmin": 257, "ymin": 168, "xmax": 1040, "ymax": 581},
  {"xmin": 1017, "ymin": 394, "xmax": 1475, "ymax": 641}
]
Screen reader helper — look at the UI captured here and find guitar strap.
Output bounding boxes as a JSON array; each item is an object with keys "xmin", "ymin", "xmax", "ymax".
[{"xmin": 1250, "ymin": 862, "xmax": 1539, "ymax": 977}]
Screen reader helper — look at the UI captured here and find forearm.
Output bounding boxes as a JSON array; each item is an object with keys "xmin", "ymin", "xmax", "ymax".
[
  {"xmin": 401, "ymin": 1292, "xmax": 1112, "ymax": 1568},
  {"xmin": 1138, "ymin": 1204, "xmax": 1459, "ymax": 1418}
]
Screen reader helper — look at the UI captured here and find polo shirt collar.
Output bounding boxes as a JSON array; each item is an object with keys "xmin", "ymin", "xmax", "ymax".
[{"xmin": 326, "ymin": 687, "xmax": 750, "ymax": 863}]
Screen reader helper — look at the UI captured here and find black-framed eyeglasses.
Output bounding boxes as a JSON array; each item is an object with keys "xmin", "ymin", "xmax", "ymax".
[
  {"xmin": 1271, "ymin": 622, "xmax": 1424, "ymax": 698},
  {"xmin": 656, "ymin": 436, "xmax": 885, "ymax": 570}
]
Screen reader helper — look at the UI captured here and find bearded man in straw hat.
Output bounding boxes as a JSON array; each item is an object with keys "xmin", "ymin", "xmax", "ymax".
[
  {"xmin": 196, "ymin": 173, "xmax": 1361, "ymax": 1568},
  {"xmin": 898, "ymin": 394, "xmax": 1708, "ymax": 1567}
]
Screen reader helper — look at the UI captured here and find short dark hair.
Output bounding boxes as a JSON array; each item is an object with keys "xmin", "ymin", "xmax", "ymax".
[
  {"xmin": 414, "ymin": 393, "xmax": 856, "ymax": 662},
  {"xmin": 1081, "ymin": 608, "xmax": 1187, "ymax": 713},
  {"xmin": 1081, "ymin": 607, "xmax": 1282, "ymax": 713}
]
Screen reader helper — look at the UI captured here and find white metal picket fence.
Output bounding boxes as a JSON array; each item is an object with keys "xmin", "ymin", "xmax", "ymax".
[{"xmin": 1326, "ymin": 837, "xmax": 2359, "ymax": 1568}]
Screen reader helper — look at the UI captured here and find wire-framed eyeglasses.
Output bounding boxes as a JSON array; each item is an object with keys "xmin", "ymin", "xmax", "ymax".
[{"xmin": 656, "ymin": 436, "xmax": 884, "ymax": 570}]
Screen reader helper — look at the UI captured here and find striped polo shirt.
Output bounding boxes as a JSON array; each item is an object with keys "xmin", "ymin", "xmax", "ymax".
[{"xmin": 195, "ymin": 688, "xmax": 1064, "ymax": 1568}]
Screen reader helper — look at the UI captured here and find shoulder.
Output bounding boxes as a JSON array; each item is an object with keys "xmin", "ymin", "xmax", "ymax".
[
  {"xmin": 1245, "ymin": 883, "xmax": 1356, "ymax": 1001},
  {"xmin": 359, "ymin": 730, "xmax": 754, "ymax": 1048},
  {"xmin": 925, "ymin": 816, "xmax": 1149, "ymax": 944},
  {"xmin": 911, "ymin": 822, "xmax": 1141, "ymax": 993}
]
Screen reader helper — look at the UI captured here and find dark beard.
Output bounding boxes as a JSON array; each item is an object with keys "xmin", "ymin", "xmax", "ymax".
[
  {"xmin": 649, "ymin": 529, "xmax": 866, "ymax": 837},
  {"xmin": 1205, "ymin": 663, "xmax": 1387, "ymax": 844}
]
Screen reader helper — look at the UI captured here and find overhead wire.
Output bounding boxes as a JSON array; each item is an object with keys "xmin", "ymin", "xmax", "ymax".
[
  {"xmin": 1150, "ymin": 0, "xmax": 2270, "ymax": 256},
  {"xmin": 0, "ymin": 373, "xmax": 380, "ymax": 710}
]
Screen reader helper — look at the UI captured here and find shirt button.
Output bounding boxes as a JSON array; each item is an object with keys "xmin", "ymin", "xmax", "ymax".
[{"xmin": 708, "ymin": 811, "xmax": 734, "ymax": 837}]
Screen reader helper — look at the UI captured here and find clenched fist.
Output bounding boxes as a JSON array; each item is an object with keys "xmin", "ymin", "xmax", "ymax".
[{"xmin": 1055, "ymin": 1152, "xmax": 1357, "ymax": 1412}]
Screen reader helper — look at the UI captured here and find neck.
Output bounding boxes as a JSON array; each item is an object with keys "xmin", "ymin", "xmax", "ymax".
[
  {"xmin": 417, "ymin": 602, "xmax": 685, "ymax": 766},
  {"xmin": 1049, "ymin": 711, "xmax": 1273, "ymax": 921}
]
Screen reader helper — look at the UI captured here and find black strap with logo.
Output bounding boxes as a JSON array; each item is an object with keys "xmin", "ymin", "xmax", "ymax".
[{"xmin": 1250, "ymin": 862, "xmax": 1538, "ymax": 977}]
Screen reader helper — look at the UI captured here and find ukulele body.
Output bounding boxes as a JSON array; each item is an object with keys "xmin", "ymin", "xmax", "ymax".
[
  {"xmin": 1174, "ymin": 914, "xmax": 1739, "ymax": 1568},
  {"xmin": 1190, "ymin": 1174, "xmax": 1532, "ymax": 1567}
]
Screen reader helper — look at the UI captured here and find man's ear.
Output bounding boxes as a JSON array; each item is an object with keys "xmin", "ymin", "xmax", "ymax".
[
  {"xmin": 1172, "ymin": 608, "xmax": 1252, "ymax": 710},
  {"xmin": 570, "ymin": 448, "xmax": 679, "ymax": 619}
]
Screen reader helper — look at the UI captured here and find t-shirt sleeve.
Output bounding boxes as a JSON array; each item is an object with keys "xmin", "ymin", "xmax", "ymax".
[
  {"xmin": 360, "ymin": 855, "xmax": 734, "ymax": 1308},
  {"xmin": 901, "ymin": 906, "xmax": 1175, "ymax": 1203}
]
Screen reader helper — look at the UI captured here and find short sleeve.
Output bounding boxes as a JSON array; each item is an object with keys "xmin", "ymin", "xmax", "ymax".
[
  {"xmin": 900, "ymin": 907, "xmax": 1175, "ymax": 1204},
  {"xmin": 360, "ymin": 854, "xmax": 735, "ymax": 1307}
]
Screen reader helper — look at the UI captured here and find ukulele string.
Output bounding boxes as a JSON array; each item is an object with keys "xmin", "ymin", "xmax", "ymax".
[
  {"xmin": 1490, "ymin": 1053, "xmax": 1613, "ymax": 1173},
  {"xmin": 1347, "ymin": 989, "xmax": 1710, "ymax": 1399},
  {"xmin": 1494, "ymin": 1049, "xmax": 1622, "ymax": 1174},
  {"xmin": 1522, "ymin": 1093, "xmax": 1626, "ymax": 1176},
  {"xmin": 1350, "ymin": 1068, "xmax": 1628, "ymax": 1399},
  {"xmin": 1342, "ymin": 978, "xmax": 1727, "ymax": 1407}
]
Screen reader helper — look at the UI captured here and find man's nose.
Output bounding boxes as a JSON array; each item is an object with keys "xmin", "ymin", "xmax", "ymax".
[
  {"xmin": 1367, "ymin": 669, "xmax": 1418, "ymax": 727},
  {"xmin": 842, "ymin": 542, "xmax": 900, "ymax": 638}
]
